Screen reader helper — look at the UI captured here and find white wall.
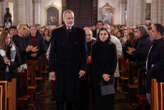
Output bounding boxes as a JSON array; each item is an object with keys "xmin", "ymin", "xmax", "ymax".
[{"xmin": 146, "ymin": 0, "xmax": 152, "ymax": 3}]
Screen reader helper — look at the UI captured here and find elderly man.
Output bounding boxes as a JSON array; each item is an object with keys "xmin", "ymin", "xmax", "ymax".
[{"xmin": 49, "ymin": 10, "xmax": 87, "ymax": 110}]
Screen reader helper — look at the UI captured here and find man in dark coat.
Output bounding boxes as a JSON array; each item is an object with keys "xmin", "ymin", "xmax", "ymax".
[
  {"xmin": 48, "ymin": 9, "xmax": 87, "ymax": 110},
  {"xmin": 145, "ymin": 24, "xmax": 164, "ymax": 104}
]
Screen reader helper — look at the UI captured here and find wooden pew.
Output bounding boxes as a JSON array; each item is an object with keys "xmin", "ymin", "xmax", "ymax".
[
  {"xmin": 27, "ymin": 59, "xmax": 43, "ymax": 103},
  {"xmin": 119, "ymin": 56, "xmax": 129, "ymax": 80},
  {"xmin": 17, "ymin": 71, "xmax": 30, "ymax": 110},
  {"xmin": 136, "ymin": 67, "xmax": 148, "ymax": 109},
  {"xmin": 127, "ymin": 61, "xmax": 138, "ymax": 102},
  {"xmin": 27, "ymin": 59, "xmax": 42, "ymax": 86},
  {"xmin": 0, "ymin": 79, "xmax": 17, "ymax": 110},
  {"xmin": 7, "ymin": 78, "xmax": 17, "ymax": 110},
  {"xmin": 119, "ymin": 56, "xmax": 129, "ymax": 92},
  {"xmin": 151, "ymin": 79, "xmax": 164, "ymax": 110},
  {"xmin": 0, "ymin": 81, "xmax": 7, "ymax": 110}
]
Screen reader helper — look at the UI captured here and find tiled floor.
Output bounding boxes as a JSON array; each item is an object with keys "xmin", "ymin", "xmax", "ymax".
[{"xmin": 26, "ymin": 80, "xmax": 148, "ymax": 110}]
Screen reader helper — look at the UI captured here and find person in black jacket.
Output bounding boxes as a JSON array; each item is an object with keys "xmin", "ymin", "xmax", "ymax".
[
  {"xmin": 127, "ymin": 25, "xmax": 152, "ymax": 68},
  {"xmin": 146, "ymin": 24, "xmax": 164, "ymax": 104},
  {"xmin": 0, "ymin": 31, "xmax": 20, "ymax": 81},
  {"xmin": 12, "ymin": 24, "xmax": 28, "ymax": 66},
  {"xmin": 48, "ymin": 9, "xmax": 87, "ymax": 110},
  {"xmin": 91, "ymin": 28, "xmax": 117, "ymax": 110}
]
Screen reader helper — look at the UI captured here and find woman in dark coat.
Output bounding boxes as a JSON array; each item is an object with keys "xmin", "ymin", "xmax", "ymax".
[
  {"xmin": 91, "ymin": 28, "xmax": 117, "ymax": 110},
  {"xmin": 0, "ymin": 31, "xmax": 20, "ymax": 81}
]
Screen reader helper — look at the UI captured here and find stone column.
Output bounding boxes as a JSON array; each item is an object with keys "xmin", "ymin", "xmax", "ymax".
[
  {"xmin": 0, "ymin": 1, "xmax": 3, "ymax": 26},
  {"xmin": 151, "ymin": 0, "xmax": 164, "ymax": 25},
  {"xmin": 13, "ymin": 0, "xmax": 26, "ymax": 25},
  {"xmin": 127, "ymin": 0, "xmax": 146, "ymax": 26},
  {"xmin": 120, "ymin": 0, "xmax": 127, "ymax": 25},
  {"xmin": 34, "ymin": 0, "xmax": 41, "ymax": 25},
  {"xmin": 25, "ymin": 0, "xmax": 33, "ymax": 25}
]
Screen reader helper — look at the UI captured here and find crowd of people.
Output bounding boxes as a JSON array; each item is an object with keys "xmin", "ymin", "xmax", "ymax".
[{"xmin": 0, "ymin": 9, "xmax": 164, "ymax": 110}]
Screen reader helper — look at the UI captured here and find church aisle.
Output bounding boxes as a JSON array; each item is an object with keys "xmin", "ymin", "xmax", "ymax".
[
  {"xmin": 26, "ymin": 79, "xmax": 142, "ymax": 110},
  {"xmin": 27, "ymin": 79, "xmax": 56, "ymax": 110}
]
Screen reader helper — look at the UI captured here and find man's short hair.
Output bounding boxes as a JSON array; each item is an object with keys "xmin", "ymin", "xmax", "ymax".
[
  {"xmin": 63, "ymin": 9, "xmax": 74, "ymax": 18},
  {"xmin": 154, "ymin": 24, "xmax": 164, "ymax": 36},
  {"xmin": 9, "ymin": 26, "xmax": 17, "ymax": 30},
  {"xmin": 96, "ymin": 20, "xmax": 103, "ymax": 25}
]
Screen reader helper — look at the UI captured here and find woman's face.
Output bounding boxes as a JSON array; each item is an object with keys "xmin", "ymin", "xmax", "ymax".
[
  {"xmin": 44, "ymin": 29, "xmax": 49, "ymax": 36},
  {"xmin": 99, "ymin": 30, "xmax": 109, "ymax": 42},
  {"xmin": 135, "ymin": 29, "xmax": 142, "ymax": 39},
  {"xmin": 117, "ymin": 32, "xmax": 121, "ymax": 38},
  {"xmin": 5, "ymin": 34, "xmax": 11, "ymax": 45}
]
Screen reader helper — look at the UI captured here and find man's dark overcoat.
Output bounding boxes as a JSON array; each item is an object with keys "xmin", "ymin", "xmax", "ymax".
[{"xmin": 49, "ymin": 25, "xmax": 87, "ymax": 102}]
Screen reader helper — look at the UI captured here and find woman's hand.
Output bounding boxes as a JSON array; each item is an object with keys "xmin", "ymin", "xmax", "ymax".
[
  {"xmin": 4, "ymin": 58, "xmax": 11, "ymax": 66},
  {"xmin": 102, "ymin": 74, "xmax": 110, "ymax": 82}
]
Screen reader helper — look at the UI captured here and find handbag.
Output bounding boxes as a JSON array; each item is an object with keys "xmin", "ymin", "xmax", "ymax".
[{"xmin": 100, "ymin": 77, "xmax": 115, "ymax": 96}]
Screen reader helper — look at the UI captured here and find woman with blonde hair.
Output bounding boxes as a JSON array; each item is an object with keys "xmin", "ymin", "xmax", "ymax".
[{"xmin": 0, "ymin": 31, "xmax": 20, "ymax": 81}]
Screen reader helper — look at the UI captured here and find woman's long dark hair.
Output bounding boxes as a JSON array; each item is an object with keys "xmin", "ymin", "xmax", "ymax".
[
  {"xmin": 137, "ymin": 25, "xmax": 149, "ymax": 38},
  {"xmin": 96, "ymin": 28, "xmax": 111, "ymax": 42}
]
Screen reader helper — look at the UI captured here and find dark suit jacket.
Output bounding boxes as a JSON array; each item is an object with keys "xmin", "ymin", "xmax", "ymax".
[
  {"xmin": 146, "ymin": 38, "xmax": 164, "ymax": 93},
  {"xmin": 49, "ymin": 25, "xmax": 87, "ymax": 72},
  {"xmin": 48, "ymin": 25, "xmax": 87, "ymax": 102},
  {"xmin": 132, "ymin": 35, "xmax": 152, "ymax": 67}
]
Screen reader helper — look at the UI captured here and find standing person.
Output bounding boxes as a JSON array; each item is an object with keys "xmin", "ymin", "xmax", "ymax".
[
  {"xmin": 91, "ymin": 28, "xmax": 117, "ymax": 110},
  {"xmin": 48, "ymin": 9, "xmax": 87, "ymax": 110},
  {"xmin": 103, "ymin": 24, "xmax": 122, "ymax": 91},
  {"xmin": 145, "ymin": 24, "xmax": 164, "ymax": 104},
  {"xmin": 13, "ymin": 24, "xmax": 28, "ymax": 66},
  {"xmin": 92, "ymin": 21, "xmax": 104, "ymax": 38}
]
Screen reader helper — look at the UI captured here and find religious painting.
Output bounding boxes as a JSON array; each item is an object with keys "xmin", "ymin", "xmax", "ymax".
[
  {"xmin": 146, "ymin": 3, "xmax": 151, "ymax": 20},
  {"xmin": 47, "ymin": 7, "xmax": 59, "ymax": 25},
  {"xmin": 99, "ymin": 3, "xmax": 114, "ymax": 25}
]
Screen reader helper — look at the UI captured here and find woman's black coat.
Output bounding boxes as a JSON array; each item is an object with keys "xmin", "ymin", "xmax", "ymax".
[{"xmin": 91, "ymin": 40, "xmax": 117, "ymax": 88}]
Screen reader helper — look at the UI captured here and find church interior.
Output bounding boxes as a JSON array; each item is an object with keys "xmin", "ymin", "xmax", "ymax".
[{"xmin": 0, "ymin": 0, "xmax": 164, "ymax": 110}]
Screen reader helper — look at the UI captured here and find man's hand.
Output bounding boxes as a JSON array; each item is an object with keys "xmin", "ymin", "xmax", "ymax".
[
  {"xmin": 127, "ymin": 47, "xmax": 136, "ymax": 54},
  {"xmin": 102, "ymin": 74, "xmax": 110, "ymax": 82},
  {"xmin": 31, "ymin": 46, "xmax": 39, "ymax": 52},
  {"xmin": 49, "ymin": 72, "xmax": 56, "ymax": 79},
  {"xmin": 79, "ymin": 70, "xmax": 86, "ymax": 78},
  {"xmin": 4, "ymin": 58, "xmax": 11, "ymax": 66},
  {"xmin": 26, "ymin": 45, "xmax": 33, "ymax": 52}
]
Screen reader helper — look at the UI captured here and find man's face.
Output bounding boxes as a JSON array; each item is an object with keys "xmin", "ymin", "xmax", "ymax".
[
  {"xmin": 151, "ymin": 25, "xmax": 159, "ymax": 40},
  {"xmin": 63, "ymin": 12, "xmax": 74, "ymax": 27},
  {"xmin": 18, "ymin": 24, "xmax": 26, "ymax": 36},
  {"xmin": 9, "ymin": 28, "xmax": 17, "ymax": 36},
  {"xmin": 134, "ymin": 29, "xmax": 142, "ymax": 39},
  {"xmin": 30, "ymin": 27, "xmax": 37, "ymax": 37},
  {"xmin": 96, "ymin": 22, "xmax": 103, "ymax": 29},
  {"xmin": 85, "ymin": 29, "xmax": 93, "ymax": 43}
]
